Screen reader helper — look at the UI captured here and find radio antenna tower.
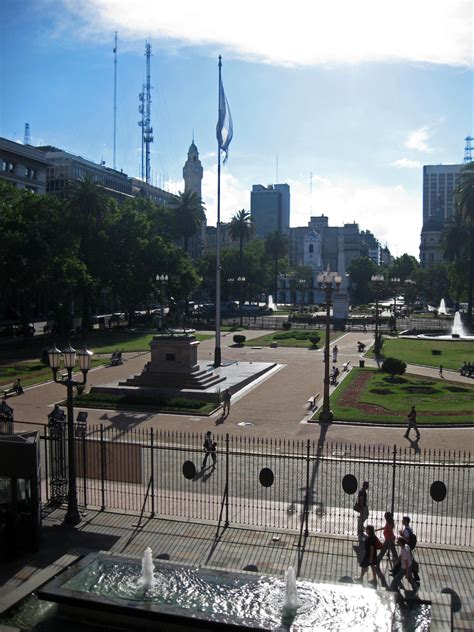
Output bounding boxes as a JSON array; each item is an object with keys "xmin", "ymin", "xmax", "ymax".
[
  {"xmin": 113, "ymin": 32, "xmax": 118, "ymax": 170},
  {"xmin": 310, "ymin": 171, "xmax": 313, "ymax": 213},
  {"xmin": 24, "ymin": 123, "xmax": 31, "ymax": 145},
  {"xmin": 138, "ymin": 85, "xmax": 145, "ymax": 179},
  {"xmin": 464, "ymin": 135, "xmax": 473, "ymax": 163},
  {"xmin": 143, "ymin": 42, "xmax": 154, "ymax": 183}
]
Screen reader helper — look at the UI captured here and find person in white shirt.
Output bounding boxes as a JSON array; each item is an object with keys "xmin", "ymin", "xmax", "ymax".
[{"xmin": 389, "ymin": 538, "xmax": 419, "ymax": 592}]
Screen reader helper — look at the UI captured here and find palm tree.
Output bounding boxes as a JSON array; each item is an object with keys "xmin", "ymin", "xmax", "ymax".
[
  {"xmin": 265, "ymin": 231, "xmax": 289, "ymax": 300},
  {"xmin": 67, "ymin": 175, "xmax": 110, "ymax": 329},
  {"xmin": 454, "ymin": 162, "xmax": 474, "ymax": 328},
  {"xmin": 172, "ymin": 191, "xmax": 205, "ymax": 254},
  {"xmin": 228, "ymin": 209, "xmax": 254, "ymax": 272}
]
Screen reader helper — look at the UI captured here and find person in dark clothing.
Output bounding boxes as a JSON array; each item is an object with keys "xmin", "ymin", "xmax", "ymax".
[
  {"xmin": 202, "ymin": 431, "xmax": 217, "ymax": 469},
  {"xmin": 356, "ymin": 481, "xmax": 369, "ymax": 535},
  {"xmin": 404, "ymin": 405, "xmax": 420, "ymax": 440},
  {"xmin": 355, "ymin": 525, "xmax": 378, "ymax": 587},
  {"xmin": 222, "ymin": 389, "xmax": 232, "ymax": 416}
]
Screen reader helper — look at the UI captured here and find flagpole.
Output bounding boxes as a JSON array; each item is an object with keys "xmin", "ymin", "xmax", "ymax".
[{"xmin": 214, "ymin": 55, "xmax": 222, "ymax": 367}]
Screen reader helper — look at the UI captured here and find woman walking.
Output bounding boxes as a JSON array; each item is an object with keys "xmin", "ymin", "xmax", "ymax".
[
  {"xmin": 376, "ymin": 511, "xmax": 398, "ymax": 565},
  {"xmin": 355, "ymin": 525, "xmax": 378, "ymax": 587}
]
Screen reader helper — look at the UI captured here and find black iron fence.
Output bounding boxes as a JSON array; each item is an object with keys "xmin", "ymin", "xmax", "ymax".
[{"xmin": 42, "ymin": 425, "xmax": 472, "ymax": 547}]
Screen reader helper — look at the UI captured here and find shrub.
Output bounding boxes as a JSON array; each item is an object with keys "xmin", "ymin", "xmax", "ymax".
[
  {"xmin": 309, "ymin": 335, "xmax": 320, "ymax": 347},
  {"xmin": 282, "ymin": 321, "xmax": 291, "ymax": 330},
  {"xmin": 233, "ymin": 334, "xmax": 246, "ymax": 345},
  {"xmin": 381, "ymin": 357, "xmax": 407, "ymax": 380}
]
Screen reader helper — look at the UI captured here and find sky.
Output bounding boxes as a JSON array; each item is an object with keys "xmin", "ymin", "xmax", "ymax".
[{"xmin": 1, "ymin": 0, "xmax": 472, "ymax": 257}]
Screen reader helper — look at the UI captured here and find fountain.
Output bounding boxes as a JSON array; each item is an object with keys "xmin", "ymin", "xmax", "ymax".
[
  {"xmin": 267, "ymin": 294, "xmax": 277, "ymax": 311},
  {"xmin": 452, "ymin": 311, "xmax": 467, "ymax": 337},
  {"xmin": 438, "ymin": 298, "xmax": 448, "ymax": 316},
  {"xmin": 30, "ymin": 551, "xmax": 430, "ymax": 631},
  {"xmin": 140, "ymin": 547, "xmax": 154, "ymax": 590},
  {"xmin": 415, "ymin": 310, "xmax": 474, "ymax": 341}
]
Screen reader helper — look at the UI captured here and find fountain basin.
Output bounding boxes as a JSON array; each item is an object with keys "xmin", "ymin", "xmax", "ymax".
[{"xmin": 34, "ymin": 552, "xmax": 431, "ymax": 631}]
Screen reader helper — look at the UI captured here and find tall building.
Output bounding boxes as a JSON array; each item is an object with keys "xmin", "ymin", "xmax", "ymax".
[
  {"xmin": 182, "ymin": 140, "xmax": 205, "ymax": 258},
  {"xmin": 0, "ymin": 137, "xmax": 50, "ymax": 194},
  {"xmin": 250, "ymin": 183, "xmax": 290, "ymax": 238},
  {"xmin": 420, "ymin": 163, "xmax": 462, "ymax": 269}
]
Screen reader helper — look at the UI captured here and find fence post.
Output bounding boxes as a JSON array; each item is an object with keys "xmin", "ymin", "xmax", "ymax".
[
  {"xmin": 150, "ymin": 428, "xmax": 155, "ymax": 517},
  {"xmin": 100, "ymin": 424, "xmax": 106, "ymax": 511},
  {"xmin": 43, "ymin": 424, "xmax": 50, "ymax": 503},
  {"xmin": 82, "ymin": 428, "xmax": 87, "ymax": 508},
  {"xmin": 390, "ymin": 444, "xmax": 397, "ymax": 517},
  {"xmin": 304, "ymin": 439, "xmax": 311, "ymax": 537},
  {"xmin": 225, "ymin": 433, "xmax": 229, "ymax": 527}
]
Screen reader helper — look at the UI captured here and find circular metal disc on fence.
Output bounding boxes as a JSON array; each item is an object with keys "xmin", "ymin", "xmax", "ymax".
[
  {"xmin": 259, "ymin": 467, "xmax": 274, "ymax": 487},
  {"xmin": 430, "ymin": 480, "xmax": 447, "ymax": 502},
  {"xmin": 182, "ymin": 461, "xmax": 196, "ymax": 480},
  {"xmin": 342, "ymin": 474, "xmax": 358, "ymax": 495}
]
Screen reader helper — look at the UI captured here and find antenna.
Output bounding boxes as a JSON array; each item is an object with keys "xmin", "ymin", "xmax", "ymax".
[
  {"xmin": 464, "ymin": 135, "xmax": 473, "ymax": 163},
  {"xmin": 144, "ymin": 42, "xmax": 154, "ymax": 184},
  {"xmin": 113, "ymin": 32, "xmax": 118, "ymax": 170},
  {"xmin": 310, "ymin": 171, "xmax": 313, "ymax": 213},
  {"xmin": 24, "ymin": 123, "xmax": 31, "ymax": 145},
  {"xmin": 276, "ymin": 154, "xmax": 279, "ymax": 183},
  {"xmin": 138, "ymin": 84, "xmax": 145, "ymax": 180}
]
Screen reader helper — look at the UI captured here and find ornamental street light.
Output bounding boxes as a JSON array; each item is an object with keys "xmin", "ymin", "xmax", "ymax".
[
  {"xmin": 317, "ymin": 267, "xmax": 342, "ymax": 423},
  {"xmin": 156, "ymin": 274, "xmax": 169, "ymax": 329},
  {"xmin": 237, "ymin": 276, "xmax": 246, "ymax": 326},
  {"xmin": 389, "ymin": 276, "xmax": 400, "ymax": 332},
  {"xmin": 48, "ymin": 344, "xmax": 92, "ymax": 525},
  {"xmin": 371, "ymin": 274, "xmax": 385, "ymax": 356}
]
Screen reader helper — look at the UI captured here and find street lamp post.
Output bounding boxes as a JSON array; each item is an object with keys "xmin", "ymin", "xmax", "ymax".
[
  {"xmin": 390, "ymin": 276, "xmax": 400, "ymax": 332},
  {"xmin": 317, "ymin": 267, "xmax": 342, "ymax": 423},
  {"xmin": 371, "ymin": 274, "xmax": 385, "ymax": 356},
  {"xmin": 156, "ymin": 274, "xmax": 168, "ymax": 329},
  {"xmin": 237, "ymin": 276, "xmax": 246, "ymax": 326},
  {"xmin": 48, "ymin": 344, "xmax": 92, "ymax": 525}
]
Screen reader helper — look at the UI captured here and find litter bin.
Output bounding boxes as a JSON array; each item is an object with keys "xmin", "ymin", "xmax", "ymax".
[{"xmin": 359, "ymin": 359, "xmax": 365, "ymax": 368}]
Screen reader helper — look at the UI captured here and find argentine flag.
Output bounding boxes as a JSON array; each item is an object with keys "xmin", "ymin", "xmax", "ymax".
[{"xmin": 216, "ymin": 69, "xmax": 233, "ymax": 164}]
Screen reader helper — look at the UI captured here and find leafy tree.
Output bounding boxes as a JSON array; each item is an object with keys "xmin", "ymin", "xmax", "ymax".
[
  {"xmin": 454, "ymin": 162, "xmax": 474, "ymax": 327},
  {"xmin": 228, "ymin": 209, "xmax": 254, "ymax": 275},
  {"xmin": 171, "ymin": 190, "xmax": 205, "ymax": 253},
  {"xmin": 389, "ymin": 254, "xmax": 419, "ymax": 281},
  {"xmin": 265, "ymin": 231, "xmax": 289, "ymax": 299},
  {"xmin": 347, "ymin": 257, "xmax": 377, "ymax": 304},
  {"xmin": 381, "ymin": 357, "xmax": 407, "ymax": 380}
]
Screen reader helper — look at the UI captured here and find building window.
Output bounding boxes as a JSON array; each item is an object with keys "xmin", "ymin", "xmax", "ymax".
[
  {"xmin": 309, "ymin": 244, "xmax": 314, "ymax": 253},
  {"xmin": 2, "ymin": 161, "xmax": 15, "ymax": 173}
]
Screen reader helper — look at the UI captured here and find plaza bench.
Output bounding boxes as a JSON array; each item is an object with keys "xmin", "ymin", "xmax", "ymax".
[
  {"xmin": 307, "ymin": 392, "xmax": 320, "ymax": 409},
  {"xmin": 2, "ymin": 384, "xmax": 23, "ymax": 398},
  {"xmin": 342, "ymin": 361, "xmax": 351, "ymax": 372}
]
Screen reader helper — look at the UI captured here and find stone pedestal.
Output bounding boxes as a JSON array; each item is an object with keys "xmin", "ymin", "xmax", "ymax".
[{"xmin": 149, "ymin": 335, "xmax": 199, "ymax": 374}]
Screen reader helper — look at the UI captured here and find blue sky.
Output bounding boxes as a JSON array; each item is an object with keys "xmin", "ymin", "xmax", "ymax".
[{"xmin": 1, "ymin": 0, "xmax": 472, "ymax": 257}]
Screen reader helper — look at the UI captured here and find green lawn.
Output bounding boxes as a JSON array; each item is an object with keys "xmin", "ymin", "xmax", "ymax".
[
  {"xmin": 328, "ymin": 368, "xmax": 474, "ymax": 424},
  {"xmin": 0, "ymin": 358, "xmax": 104, "ymax": 388},
  {"xmin": 243, "ymin": 330, "xmax": 340, "ymax": 348},
  {"xmin": 368, "ymin": 338, "xmax": 473, "ymax": 370},
  {"xmin": 74, "ymin": 392, "xmax": 216, "ymax": 415}
]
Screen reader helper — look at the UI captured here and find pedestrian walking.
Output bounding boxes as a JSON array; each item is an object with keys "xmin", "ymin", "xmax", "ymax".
[
  {"xmin": 354, "ymin": 481, "xmax": 369, "ymax": 535},
  {"xmin": 13, "ymin": 378, "xmax": 23, "ymax": 395},
  {"xmin": 332, "ymin": 344, "xmax": 338, "ymax": 363},
  {"xmin": 439, "ymin": 364, "xmax": 443, "ymax": 377},
  {"xmin": 355, "ymin": 525, "xmax": 378, "ymax": 587},
  {"xmin": 376, "ymin": 511, "xmax": 398, "ymax": 565},
  {"xmin": 222, "ymin": 389, "xmax": 232, "ymax": 416},
  {"xmin": 202, "ymin": 431, "xmax": 217, "ymax": 469},
  {"xmin": 388, "ymin": 538, "xmax": 419, "ymax": 593},
  {"xmin": 399, "ymin": 516, "xmax": 417, "ymax": 550},
  {"xmin": 404, "ymin": 405, "xmax": 420, "ymax": 440}
]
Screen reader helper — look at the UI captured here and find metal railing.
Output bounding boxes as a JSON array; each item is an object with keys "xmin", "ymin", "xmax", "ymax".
[{"xmin": 42, "ymin": 425, "xmax": 472, "ymax": 547}]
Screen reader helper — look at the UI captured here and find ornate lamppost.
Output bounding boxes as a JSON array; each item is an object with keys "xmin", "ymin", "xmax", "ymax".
[
  {"xmin": 389, "ymin": 276, "xmax": 400, "ymax": 332},
  {"xmin": 317, "ymin": 267, "xmax": 342, "ymax": 423},
  {"xmin": 237, "ymin": 276, "xmax": 246, "ymax": 326},
  {"xmin": 371, "ymin": 274, "xmax": 385, "ymax": 356},
  {"xmin": 156, "ymin": 274, "xmax": 168, "ymax": 329},
  {"xmin": 48, "ymin": 344, "xmax": 92, "ymax": 525}
]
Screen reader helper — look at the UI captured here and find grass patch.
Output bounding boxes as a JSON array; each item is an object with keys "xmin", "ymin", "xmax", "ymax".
[
  {"xmin": 244, "ymin": 330, "xmax": 340, "ymax": 348},
  {"xmin": 367, "ymin": 338, "xmax": 473, "ymax": 370},
  {"xmin": 0, "ymin": 358, "xmax": 103, "ymax": 388},
  {"xmin": 75, "ymin": 392, "xmax": 215, "ymax": 414},
  {"xmin": 329, "ymin": 368, "xmax": 474, "ymax": 424},
  {"xmin": 221, "ymin": 325, "xmax": 247, "ymax": 332}
]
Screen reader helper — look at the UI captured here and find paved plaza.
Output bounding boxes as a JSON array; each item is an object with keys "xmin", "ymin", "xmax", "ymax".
[{"xmin": 2, "ymin": 329, "xmax": 473, "ymax": 630}]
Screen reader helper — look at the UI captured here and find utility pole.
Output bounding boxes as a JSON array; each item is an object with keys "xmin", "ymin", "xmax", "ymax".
[{"xmin": 113, "ymin": 32, "xmax": 118, "ymax": 170}]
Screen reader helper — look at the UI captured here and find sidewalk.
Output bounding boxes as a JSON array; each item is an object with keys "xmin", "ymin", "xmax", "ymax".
[{"xmin": 1, "ymin": 508, "xmax": 472, "ymax": 630}]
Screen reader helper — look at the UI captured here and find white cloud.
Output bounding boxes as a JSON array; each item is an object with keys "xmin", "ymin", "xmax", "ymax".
[
  {"xmin": 288, "ymin": 176, "xmax": 420, "ymax": 258},
  {"xmin": 202, "ymin": 166, "xmax": 249, "ymax": 225},
  {"xmin": 405, "ymin": 126, "xmax": 434, "ymax": 152},
  {"xmin": 62, "ymin": 0, "xmax": 471, "ymax": 67},
  {"xmin": 391, "ymin": 158, "xmax": 422, "ymax": 169}
]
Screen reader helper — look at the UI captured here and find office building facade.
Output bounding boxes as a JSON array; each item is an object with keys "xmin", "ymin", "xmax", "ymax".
[
  {"xmin": 0, "ymin": 137, "xmax": 50, "ymax": 194},
  {"xmin": 250, "ymin": 183, "xmax": 290, "ymax": 238}
]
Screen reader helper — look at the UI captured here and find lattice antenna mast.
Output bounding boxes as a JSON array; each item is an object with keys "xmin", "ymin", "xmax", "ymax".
[
  {"xmin": 464, "ymin": 136, "xmax": 473, "ymax": 163},
  {"xmin": 24, "ymin": 123, "xmax": 31, "ymax": 145},
  {"xmin": 113, "ymin": 32, "xmax": 118, "ymax": 170},
  {"xmin": 144, "ymin": 42, "xmax": 154, "ymax": 184},
  {"xmin": 138, "ymin": 85, "xmax": 145, "ymax": 180}
]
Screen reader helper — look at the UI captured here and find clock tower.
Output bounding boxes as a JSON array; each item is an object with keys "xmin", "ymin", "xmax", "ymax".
[{"xmin": 183, "ymin": 140, "xmax": 203, "ymax": 198}]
